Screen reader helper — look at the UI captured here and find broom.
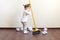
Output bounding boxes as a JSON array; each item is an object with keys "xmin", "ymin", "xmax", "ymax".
[{"xmin": 29, "ymin": 0, "xmax": 40, "ymax": 35}]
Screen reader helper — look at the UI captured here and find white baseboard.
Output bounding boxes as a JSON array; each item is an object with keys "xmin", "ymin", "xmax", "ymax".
[{"xmin": 0, "ymin": 26, "xmax": 60, "ymax": 28}]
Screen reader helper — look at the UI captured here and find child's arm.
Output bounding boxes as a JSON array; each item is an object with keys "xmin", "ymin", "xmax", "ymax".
[{"xmin": 25, "ymin": 10, "xmax": 31, "ymax": 15}]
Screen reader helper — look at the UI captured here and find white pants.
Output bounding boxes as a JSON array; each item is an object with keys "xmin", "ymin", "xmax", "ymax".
[{"xmin": 21, "ymin": 22, "xmax": 28, "ymax": 31}]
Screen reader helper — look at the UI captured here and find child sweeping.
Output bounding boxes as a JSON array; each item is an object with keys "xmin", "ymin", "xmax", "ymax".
[{"xmin": 21, "ymin": 4, "xmax": 31, "ymax": 33}]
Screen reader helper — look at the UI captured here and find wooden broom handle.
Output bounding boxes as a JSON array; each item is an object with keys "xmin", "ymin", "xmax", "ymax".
[{"xmin": 29, "ymin": 0, "xmax": 37, "ymax": 29}]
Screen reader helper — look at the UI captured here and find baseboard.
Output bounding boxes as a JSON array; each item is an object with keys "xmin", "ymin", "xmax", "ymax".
[
  {"xmin": 0, "ymin": 27, "xmax": 60, "ymax": 28},
  {"xmin": 33, "ymin": 28, "xmax": 60, "ymax": 29}
]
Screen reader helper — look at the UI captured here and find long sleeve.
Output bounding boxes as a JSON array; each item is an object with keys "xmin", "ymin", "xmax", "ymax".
[
  {"xmin": 24, "ymin": 10, "xmax": 31, "ymax": 15},
  {"xmin": 21, "ymin": 10, "xmax": 31, "ymax": 22}
]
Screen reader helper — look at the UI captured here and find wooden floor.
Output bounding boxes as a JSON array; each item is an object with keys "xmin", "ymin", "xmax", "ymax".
[{"xmin": 0, "ymin": 28, "xmax": 60, "ymax": 40}]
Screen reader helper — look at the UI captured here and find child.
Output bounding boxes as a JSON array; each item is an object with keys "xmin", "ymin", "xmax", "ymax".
[{"xmin": 21, "ymin": 4, "xmax": 31, "ymax": 33}]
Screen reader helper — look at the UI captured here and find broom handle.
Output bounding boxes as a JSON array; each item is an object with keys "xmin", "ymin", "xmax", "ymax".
[{"xmin": 29, "ymin": 0, "xmax": 37, "ymax": 29}]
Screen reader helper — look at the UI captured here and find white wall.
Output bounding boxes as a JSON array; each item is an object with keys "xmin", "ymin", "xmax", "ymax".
[
  {"xmin": 31, "ymin": 0, "xmax": 60, "ymax": 28},
  {"xmin": 0, "ymin": 0, "xmax": 60, "ymax": 28},
  {"xmin": 0, "ymin": 0, "xmax": 17, "ymax": 27}
]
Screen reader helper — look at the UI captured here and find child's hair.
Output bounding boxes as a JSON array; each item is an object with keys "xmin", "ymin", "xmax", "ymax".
[{"xmin": 23, "ymin": 4, "xmax": 30, "ymax": 9}]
